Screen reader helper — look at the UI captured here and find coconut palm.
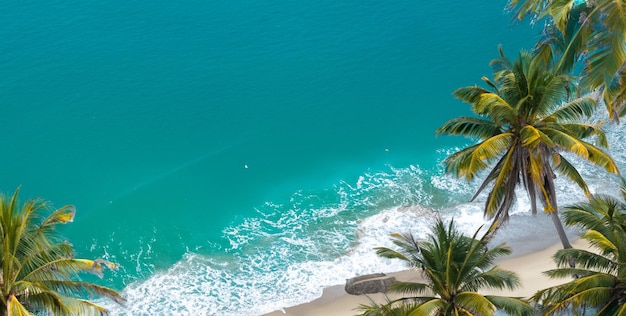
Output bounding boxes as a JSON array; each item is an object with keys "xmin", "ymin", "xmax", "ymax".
[
  {"xmin": 436, "ymin": 48, "xmax": 619, "ymax": 249},
  {"xmin": 507, "ymin": 0, "xmax": 626, "ymax": 120},
  {"xmin": 356, "ymin": 218, "xmax": 534, "ymax": 316},
  {"xmin": 0, "ymin": 188, "xmax": 125, "ymax": 315},
  {"xmin": 533, "ymin": 181, "xmax": 626, "ymax": 315}
]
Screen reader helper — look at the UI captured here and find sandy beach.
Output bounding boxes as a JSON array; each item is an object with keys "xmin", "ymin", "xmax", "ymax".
[{"xmin": 264, "ymin": 239, "xmax": 588, "ymax": 316}]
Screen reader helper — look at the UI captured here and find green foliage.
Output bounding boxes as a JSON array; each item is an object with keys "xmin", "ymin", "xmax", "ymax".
[
  {"xmin": 533, "ymin": 180, "xmax": 626, "ymax": 315},
  {"xmin": 507, "ymin": 0, "xmax": 626, "ymax": 120},
  {"xmin": 0, "ymin": 188, "xmax": 125, "ymax": 315},
  {"xmin": 437, "ymin": 48, "xmax": 618, "ymax": 248},
  {"xmin": 356, "ymin": 219, "xmax": 533, "ymax": 316}
]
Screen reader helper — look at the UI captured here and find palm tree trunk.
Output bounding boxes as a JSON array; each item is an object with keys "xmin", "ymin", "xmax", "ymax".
[
  {"xmin": 543, "ymin": 165, "xmax": 575, "ymax": 267},
  {"xmin": 549, "ymin": 211, "xmax": 572, "ymax": 249},
  {"xmin": 550, "ymin": 211, "xmax": 578, "ymax": 269},
  {"xmin": 541, "ymin": 163, "xmax": 572, "ymax": 249}
]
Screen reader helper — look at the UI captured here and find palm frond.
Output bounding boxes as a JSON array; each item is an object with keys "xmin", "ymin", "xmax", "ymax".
[
  {"xmin": 463, "ymin": 267, "xmax": 520, "ymax": 292},
  {"xmin": 436, "ymin": 117, "xmax": 502, "ymax": 139},
  {"xmin": 535, "ymin": 74, "xmax": 574, "ymax": 116},
  {"xmin": 551, "ymin": 247, "xmax": 617, "ymax": 271},
  {"xmin": 535, "ymin": 283, "xmax": 614, "ymax": 313},
  {"xmin": 491, "ymin": 45, "xmax": 514, "ymax": 75},
  {"xmin": 0, "ymin": 188, "xmax": 124, "ymax": 315},
  {"xmin": 536, "ymin": 185, "xmax": 626, "ymax": 313},
  {"xmin": 374, "ymin": 247, "xmax": 410, "ymax": 262},
  {"xmin": 477, "ymin": 145, "xmax": 520, "ymax": 220},
  {"xmin": 520, "ymin": 125, "xmax": 553, "ymax": 147},
  {"xmin": 408, "ymin": 298, "xmax": 446, "ymax": 316},
  {"xmin": 453, "ymin": 86, "xmax": 492, "ymax": 107},
  {"xmin": 580, "ymin": 3, "xmax": 626, "ymax": 90},
  {"xmin": 39, "ymin": 206, "xmax": 76, "ymax": 229},
  {"xmin": 388, "ymin": 281, "xmax": 430, "ymax": 296},
  {"xmin": 8, "ymin": 295, "xmax": 34, "ymax": 316},
  {"xmin": 564, "ymin": 199, "xmax": 616, "ymax": 230},
  {"xmin": 468, "ymin": 133, "xmax": 514, "ymax": 177},
  {"xmin": 366, "ymin": 219, "xmax": 524, "ymax": 314},
  {"xmin": 483, "ymin": 166, "xmax": 518, "ymax": 220},
  {"xmin": 506, "ymin": 0, "xmax": 549, "ymax": 21},
  {"xmin": 484, "ymin": 295, "xmax": 534, "ymax": 316},
  {"xmin": 441, "ymin": 144, "xmax": 481, "ymax": 180},
  {"xmin": 547, "ymin": 0, "xmax": 576, "ymax": 34},
  {"xmin": 16, "ymin": 290, "xmax": 70, "ymax": 316},
  {"xmin": 581, "ymin": 230, "xmax": 620, "ymax": 255},
  {"xmin": 546, "ymin": 97, "xmax": 597, "ymax": 122},
  {"xmin": 553, "ymin": 154, "xmax": 591, "ymax": 198},
  {"xmin": 453, "ymin": 292, "xmax": 496, "ymax": 316},
  {"xmin": 66, "ymin": 298, "xmax": 112, "ymax": 316},
  {"xmin": 476, "ymin": 93, "xmax": 516, "ymax": 122},
  {"xmin": 559, "ymin": 122, "xmax": 608, "ymax": 147},
  {"xmin": 540, "ymin": 126, "xmax": 589, "ymax": 158},
  {"xmin": 581, "ymin": 141, "xmax": 620, "ymax": 174},
  {"xmin": 36, "ymin": 280, "xmax": 125, "ymax": 305},
  {"xmin": 355, "ymin": 296, "xmax": 427, "ymax": 316}
]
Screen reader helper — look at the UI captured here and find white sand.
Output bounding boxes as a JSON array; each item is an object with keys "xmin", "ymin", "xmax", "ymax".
[{"xmin": 263, "ymin": 239, "xmax": 588, "ymax": 316}]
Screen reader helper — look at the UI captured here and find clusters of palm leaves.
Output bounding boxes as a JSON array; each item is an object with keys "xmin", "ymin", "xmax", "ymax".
[
  {"xmin": 533, "ymin": 185, "xmax": 626, "ymax": 314},
  {"xmin": 356, "ymin": 219, "xmax": 534, "ymax": 316},
  {"xmin": 508, "ymin": 0, "xmax": 626, "ymax": 120},
  {"xmin": 357, "ymin": 2, "xmax": 626, "ymax": 314},
  {"xmin": 0, "ymin": 188, "xmax": 124, "ymax": 315},
  {"xmin": 436, "ymin": 47, "xmax": 618, "ymax": 249},
  {"xmin": 359, "ymin": 195, "xmax": 626, "ymax": 315}
]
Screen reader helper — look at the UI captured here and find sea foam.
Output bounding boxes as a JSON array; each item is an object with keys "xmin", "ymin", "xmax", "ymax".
[{"xmin": 100, "ymin": 106, "xmax": 626, "ymax": 315}]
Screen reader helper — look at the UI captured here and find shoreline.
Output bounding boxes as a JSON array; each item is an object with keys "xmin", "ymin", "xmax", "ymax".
[{"xmin": 263, "ymin": 238, "xmax": 588, "ymax": 316}]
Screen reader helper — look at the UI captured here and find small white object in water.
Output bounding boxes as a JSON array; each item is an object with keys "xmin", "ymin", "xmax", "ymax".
[
  {"xmin": 244, "ymin": 164, "xmax": 249, "ymax": 169},
  {"xmin": 385, "ymin": 148, "xmax": 389, "ymax": 152}
]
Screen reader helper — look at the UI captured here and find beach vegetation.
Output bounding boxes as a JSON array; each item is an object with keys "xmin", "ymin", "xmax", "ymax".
[
  {"xmin": 507, "ymin": 0, "xmax": 626, "ymax": 121},
  {"xmin": 533, "ymin": 180, "xmax": 626, "ymax": 315},
  {"xmin": 0, "ymin": 188, "xmax": 125, "ymax": 315},
  {"xmin": 356, "ymin": 218, "xmax": 534, "ymax": 316},
  {"xmin": 436, "ymin": 48, "xmax": 619, "ymax": 249}
]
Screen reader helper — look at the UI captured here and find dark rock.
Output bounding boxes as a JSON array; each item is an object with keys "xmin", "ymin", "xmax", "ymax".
[{"xmin": 345, "ymin": 273, "xmax": 397, "ymax": 295}]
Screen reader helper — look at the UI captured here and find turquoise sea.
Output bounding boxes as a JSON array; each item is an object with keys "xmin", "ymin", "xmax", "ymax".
[{"xmin": 2, "ymin": 1, "xmax": 625, "ymax": 315}]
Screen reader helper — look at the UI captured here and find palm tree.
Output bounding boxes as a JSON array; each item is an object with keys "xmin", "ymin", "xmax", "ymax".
[
  {"xmin": 0, "ymin": 188, "xmax": 125, "ymax": 315},
  {"xmin": 507, "ymin": 0, "xmax": 626, "ymax": 120},
  {"xmin": 533, "ymin": 181, "xmax": 626, "ymax": 315},
  {"xmin": 356, "ymin": 218, "xmax": 534, "ymax": 316},
  {"xmin": 436, "ymin": 47, "xmax": 619, "ymax": 249}
]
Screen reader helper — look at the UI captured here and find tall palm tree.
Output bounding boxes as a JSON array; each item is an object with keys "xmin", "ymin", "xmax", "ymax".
[
  {"xmin": 437, "ymin": 48, "xmax": 619, "ymax": 249},
  {"xmin": 533, "ymin": 181, "xmax": 626, "ymax": 315},
  {"xmin": 0, "ymin": 188, "xmax": 125, "ymax": 315},
  {"xmin": 507, "ymin": 0, "xmax": 626, "ymax": 120},
  {"xmin": 356, "ymin": 218, "xmax": 534, "ymax": 316}
]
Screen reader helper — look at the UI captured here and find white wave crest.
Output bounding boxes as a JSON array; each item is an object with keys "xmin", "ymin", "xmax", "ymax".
[{"xmin": 101, "ymin": 112, "xmax": 626, "ymax": 315}]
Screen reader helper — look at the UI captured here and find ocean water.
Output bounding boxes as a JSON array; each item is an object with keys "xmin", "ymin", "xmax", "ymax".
[{"xmin": 1, "ymin": 1, "xmax": 622, "ymax": 315}]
